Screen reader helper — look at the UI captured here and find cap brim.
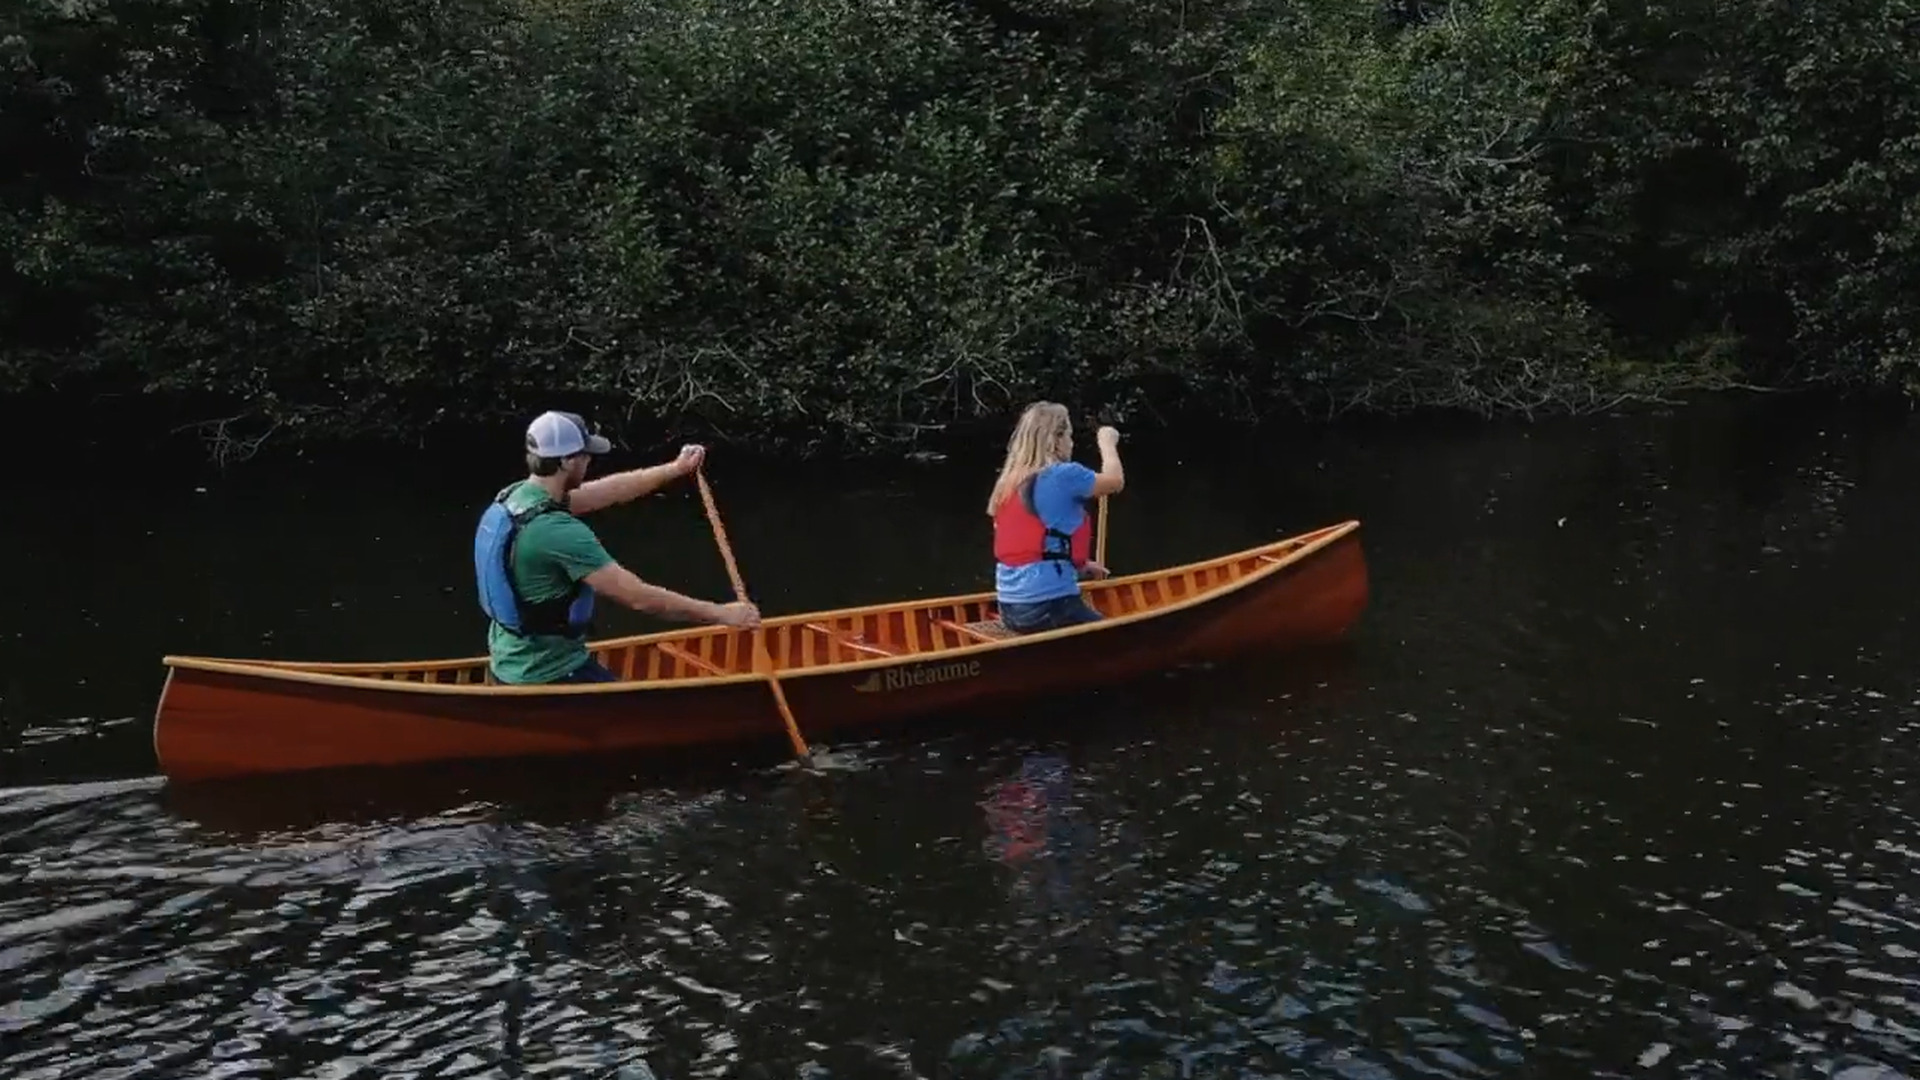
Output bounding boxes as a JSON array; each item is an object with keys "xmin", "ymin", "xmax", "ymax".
[{"xmin": 585, "ymin": 434, "xmax": 612, "ymax": 454}]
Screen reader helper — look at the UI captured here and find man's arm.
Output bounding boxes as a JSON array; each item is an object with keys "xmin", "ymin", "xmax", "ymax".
[
  {"xmin": 583, "ymin": 560, "xmax": 758, "ymax": 627},
  {"xmin": 569, "ymin": 445, "xmax": 703, "ymax": 516}
]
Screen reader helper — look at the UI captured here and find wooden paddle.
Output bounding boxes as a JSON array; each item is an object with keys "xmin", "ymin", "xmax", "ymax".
[
  {"xmin": 692, "ymin": 464, "xmax": 811, "ymax": 760},
  {"xmin": 1089, "ymin": 407, "xmax": 1121, "ymax": 570},
  {"xmin": 1095, "ymin": 493, "xmax": 1110, "ymax": 567}
]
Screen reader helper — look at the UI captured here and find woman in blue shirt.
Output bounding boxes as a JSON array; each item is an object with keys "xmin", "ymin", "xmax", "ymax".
[{"xmin": 985, "ymin": 402, "xmax": 1126, "ymax": 633}]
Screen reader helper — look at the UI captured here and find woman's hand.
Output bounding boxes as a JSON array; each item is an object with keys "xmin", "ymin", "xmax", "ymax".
[{"xmin": 1079, "ymin": 561, "xmax": 1111, "ymax": 580}]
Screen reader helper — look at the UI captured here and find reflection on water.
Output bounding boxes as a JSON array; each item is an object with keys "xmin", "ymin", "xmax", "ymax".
[
  {"xmin": 2, "ymin": 397, "xmax": 1920, "ymax": 1076},
  {"xmin": 983, "ymin": 754, "xmax": 1080, "ymax": 898}
]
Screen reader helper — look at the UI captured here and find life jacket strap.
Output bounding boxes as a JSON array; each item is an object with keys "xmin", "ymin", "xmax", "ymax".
[
  {"xmin": 495, "ymin": 492, "xmax": 593, "ymax": 638},
  {"xmin": 1018, "ymin": 474, "xmax": 1081, "ymax": 563}
]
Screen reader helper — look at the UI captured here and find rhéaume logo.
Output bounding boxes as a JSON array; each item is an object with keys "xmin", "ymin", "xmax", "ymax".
[{"xmin": 852, "ymin": 659, "xmax": 984, "ymax": 693}]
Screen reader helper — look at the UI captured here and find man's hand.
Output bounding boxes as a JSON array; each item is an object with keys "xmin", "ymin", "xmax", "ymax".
[
  {"xmin": 1079, "ymin": 561, "xmax": 1111, "ymax": 580},
  {"xmin": 714, "ymin": 600, "xmax": 760, "ymax": 628},
  {"xmin": 673, "ymin": 444, "xmax": 707, "ymax": 477}
]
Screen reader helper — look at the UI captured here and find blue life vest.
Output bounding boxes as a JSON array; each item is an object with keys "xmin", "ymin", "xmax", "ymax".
[{"xmin": 473, "ymin": 486, "xmax": 597, "ymax": 638}]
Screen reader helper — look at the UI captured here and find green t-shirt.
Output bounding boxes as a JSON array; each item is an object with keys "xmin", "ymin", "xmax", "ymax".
[{"xmin": 486, "ymin": 480, "xmax": 615, "ymax": 684}]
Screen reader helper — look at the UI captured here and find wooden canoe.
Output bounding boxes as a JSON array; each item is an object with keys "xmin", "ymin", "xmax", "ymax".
[{"xmin": 153, "ymin": 520, "xmax": 1368, "ymax": 780}]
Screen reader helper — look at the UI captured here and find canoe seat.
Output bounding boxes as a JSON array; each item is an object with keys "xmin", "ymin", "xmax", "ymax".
[{"xmin": 936, "ymin": 617, "xmax": 1015, "ymax": 644}]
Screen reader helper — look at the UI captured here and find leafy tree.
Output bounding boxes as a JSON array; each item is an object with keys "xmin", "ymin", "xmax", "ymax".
[{"xmin": 4, "ymin": 0, "xmax": 1916, "ymax": 458}]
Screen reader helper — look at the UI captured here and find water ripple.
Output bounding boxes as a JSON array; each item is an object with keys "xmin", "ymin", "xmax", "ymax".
[{"xmin": 6, "ymin": 402, "xmax": 1920, "ymax": 1077}]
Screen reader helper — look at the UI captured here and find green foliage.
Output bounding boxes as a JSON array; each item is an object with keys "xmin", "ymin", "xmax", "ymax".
[
  {"xmin": 3, "ymin": 0, "xmax": 1917, "ymax": 455},
  {"xmin": 1541, "ymin": 0, "xmax": 1920, "ymax": 389},
  {"xmin": 1214, "ymin": 0, "xmax": 1618, "ymax": 415}
]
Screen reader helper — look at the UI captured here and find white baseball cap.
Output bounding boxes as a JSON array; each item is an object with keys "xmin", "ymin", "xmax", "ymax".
[{"xmin": 525, "ymin": 410, "xmax": 612, "ymax": 457}]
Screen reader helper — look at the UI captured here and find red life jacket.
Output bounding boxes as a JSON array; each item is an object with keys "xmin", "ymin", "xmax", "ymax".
[{"xmin": 993, "ymin": 468, "xmax": 1092, "ymax": 567}]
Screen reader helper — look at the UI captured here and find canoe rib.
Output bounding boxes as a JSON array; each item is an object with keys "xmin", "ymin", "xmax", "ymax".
[{"xmin": 154, "ymin": 520, "xmax": 1368, "ymax": 779}]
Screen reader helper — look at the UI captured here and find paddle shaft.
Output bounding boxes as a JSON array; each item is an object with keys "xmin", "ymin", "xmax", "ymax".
[
  {"xmin": 1095, "ymin": 494, "xmax": 1110, "ymax": 567},
  {"xmin": 1090, "ymin": 410, "xmax": 1116, "ymax": 568},
  {"xmin": 693, "ymin": 467, "xmax": 810, "ymax": 759}
]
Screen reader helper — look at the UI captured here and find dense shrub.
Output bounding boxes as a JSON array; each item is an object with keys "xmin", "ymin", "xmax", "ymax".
[{"xmin": 4, "ymin": 0, "xmax": 1916, "ymax": 457}]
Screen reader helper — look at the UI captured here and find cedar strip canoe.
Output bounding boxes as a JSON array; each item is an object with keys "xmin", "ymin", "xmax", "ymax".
[{"xmin": 153, "ymin": 520, "xmax": 1368, "ymax": 780}]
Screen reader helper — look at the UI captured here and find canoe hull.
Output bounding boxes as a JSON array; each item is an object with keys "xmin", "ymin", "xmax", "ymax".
[{"xmin": 154, "ymin": 522, "xmax": 1367, "ymax": 780}]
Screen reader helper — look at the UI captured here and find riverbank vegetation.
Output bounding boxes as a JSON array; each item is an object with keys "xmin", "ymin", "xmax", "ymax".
[{"xmin": 5, "ymin": 0, "xmax": 1916, "ymax": 458}]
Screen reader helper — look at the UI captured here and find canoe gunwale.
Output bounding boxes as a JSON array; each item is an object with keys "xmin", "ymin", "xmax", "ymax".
[{"xmin": 157, "ymin": 521, "xmax": 1361, "ymax": 697}]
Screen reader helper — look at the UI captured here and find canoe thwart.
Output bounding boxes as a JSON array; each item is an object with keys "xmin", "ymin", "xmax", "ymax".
[
  {"xmin": 803, "ymin": 621, "xmax": 899, "ymax": 658},
  {"xmin": 657, "ymin": 641, "xmax": 728, "ymax": 678}
]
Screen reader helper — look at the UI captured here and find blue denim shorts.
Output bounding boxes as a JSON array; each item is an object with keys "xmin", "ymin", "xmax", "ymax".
[{"xmin": 998, "ymin": 593, "xmax": 1103, "ymax": 634}]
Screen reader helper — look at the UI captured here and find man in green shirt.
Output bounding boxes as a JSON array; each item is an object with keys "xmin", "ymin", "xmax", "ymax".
[{"xmin": 474, "ymin": 410, "xmax": 760, "ymax": 684}]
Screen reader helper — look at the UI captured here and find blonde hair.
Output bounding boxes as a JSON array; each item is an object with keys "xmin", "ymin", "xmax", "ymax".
[{"xmin": 986, "ymin": 401, "xmax": 1072, "ymax": 515}]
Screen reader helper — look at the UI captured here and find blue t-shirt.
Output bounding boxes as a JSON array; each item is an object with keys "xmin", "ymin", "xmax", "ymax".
[{"xmin": 995, "ymin": 462, "xmax": 1098, "ymax": 604}]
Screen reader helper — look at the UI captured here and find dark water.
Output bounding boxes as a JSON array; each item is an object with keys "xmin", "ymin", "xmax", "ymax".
[{"xmin": 4, "ymin": 395, "xmax": 1920, "ymax": 1078}]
